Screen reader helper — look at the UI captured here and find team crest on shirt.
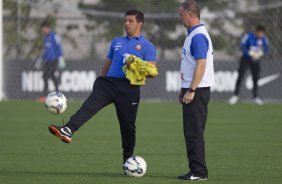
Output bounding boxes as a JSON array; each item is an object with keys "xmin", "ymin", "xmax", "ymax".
[{"xmin": 134, "ymin": 44, "xmax": 143, "ymax": 51}]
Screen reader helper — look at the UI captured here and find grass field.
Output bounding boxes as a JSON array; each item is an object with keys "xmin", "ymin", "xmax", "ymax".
[{"xmin": 0, "ymin": 101, "xmax": 282, "ymax": 184}]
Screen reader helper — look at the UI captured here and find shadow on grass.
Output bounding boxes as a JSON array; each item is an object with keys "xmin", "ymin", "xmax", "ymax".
[
  {"xmin": 0, "ymin": 170, "xmax": 123, "ymax": 178},
  {"xmin": 0, "ymin": 170, "xmax": 176, "ymax": 179}
]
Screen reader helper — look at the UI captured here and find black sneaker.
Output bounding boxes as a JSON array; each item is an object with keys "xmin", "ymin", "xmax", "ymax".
[
  {"xmin": 178, "ymin": 172, "xmax": 207, "ymax": 181},
  {"xmin": 48, "ymin": 125, "xmax": 72, "ymax": 143}
]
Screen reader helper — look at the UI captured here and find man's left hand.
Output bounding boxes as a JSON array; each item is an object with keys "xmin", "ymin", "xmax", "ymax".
[
  {"xmin": 182, "ymin": 91, "xmax": 195, "ymax": 104},
  {"xmin": 58, "ymin": 57, "xmax": 66, "ymax": 70}
]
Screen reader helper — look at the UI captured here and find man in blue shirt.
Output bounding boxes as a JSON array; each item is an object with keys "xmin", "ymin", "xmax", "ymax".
[
  {"xmin": 48, "ymin": 10, "xmax": 157, "ymax": 168},
  {"xmin": 40, "ymin": 20, "xmax": 64, "ymax": 100},
  {"xmin": 229, "ymin": 25, "xmax": 270, "ymax": 105}
]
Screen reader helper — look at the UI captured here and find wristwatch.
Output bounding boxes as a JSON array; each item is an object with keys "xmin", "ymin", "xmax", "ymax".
[{"xmin": 188, "ymin": 88, "xmax": 196, "ymax": 93}]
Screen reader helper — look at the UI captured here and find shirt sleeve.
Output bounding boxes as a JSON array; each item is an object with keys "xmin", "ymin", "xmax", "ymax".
[
  {"xmin": 263, "ymin": 37, "xmax": 270, "ymax": 54},
  {"xmin": 107, "ymin": 39, "xmax": 115, "ymax": 60},
  {"xmin": 190, "ymin": 33, "xmax": 209, "ymax": 60},
  {"xmin": 240, "ymin": 33, "xmax": 250, "ymax": 53},
  {"xmin": 54, "ymin": 33, "xmax": 63, "ymax": 57},
  {"xmin": 143, "ymin": 42, "xmax": 157, "ymax": 62}
]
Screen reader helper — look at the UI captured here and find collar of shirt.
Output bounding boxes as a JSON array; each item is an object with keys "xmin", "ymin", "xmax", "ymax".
[
  {"xmin": 187, "ymin": 24, "xmax": 204, "ymax": 35},
  {"xmin": 124, "ymin": 35, "xmax": 144, "ymax": 41}
]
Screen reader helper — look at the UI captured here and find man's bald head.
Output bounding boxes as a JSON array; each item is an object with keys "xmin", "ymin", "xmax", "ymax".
[{"xmin": 180, "ymin": 1, "xmax": 200, "ymax": 19}]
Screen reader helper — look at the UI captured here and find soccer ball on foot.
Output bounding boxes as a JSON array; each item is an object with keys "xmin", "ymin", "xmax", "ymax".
[
  {"xmin": 45, "ymin": 91, "xmax": 67, "ymax": 114},
  {"xmin": 124, "ymin": 156, "xmax": 147, "ymax": 177}
]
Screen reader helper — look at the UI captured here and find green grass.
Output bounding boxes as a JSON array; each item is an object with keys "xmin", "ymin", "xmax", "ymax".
[{"xmin": 0, "ymin": 101, "xmax": 282, "ymax": 184}]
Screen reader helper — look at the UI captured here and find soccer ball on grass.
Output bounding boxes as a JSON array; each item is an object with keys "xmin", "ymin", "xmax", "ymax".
[{"xmin": 124, "ymin": 156, "xmax": 147, "ymax": 177}]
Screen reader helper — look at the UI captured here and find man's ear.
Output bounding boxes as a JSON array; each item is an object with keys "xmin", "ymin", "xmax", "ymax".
[{"xmin": 138, "ymin": 22, "xmax": 143, "ymax": 28}]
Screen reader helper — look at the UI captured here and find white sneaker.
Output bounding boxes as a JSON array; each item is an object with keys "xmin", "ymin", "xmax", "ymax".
[
  {"xmin": 254, "ymin": 97, "xmax": 264, "ymax": 105},
  {"xmin": 229, "ymin": 95, "xmax": 239, "ymax": 105}
]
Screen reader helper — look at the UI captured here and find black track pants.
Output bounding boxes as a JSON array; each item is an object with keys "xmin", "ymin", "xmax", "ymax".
[
  {"xmin": 66, "ymin": 77, "xmax": 140, "ymax": 162},
  {"xmin": 181, "ymin": 87, "xmax": 210, "ymax": 177},
  {"xmin": 234, "ymin": 57, "xmax": 260, "ymax": 98}
]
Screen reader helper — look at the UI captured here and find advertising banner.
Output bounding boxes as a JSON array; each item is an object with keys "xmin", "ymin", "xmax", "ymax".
[{"xmin": 4, "ymin": 59, "xmax": 281, "ymax": 101}]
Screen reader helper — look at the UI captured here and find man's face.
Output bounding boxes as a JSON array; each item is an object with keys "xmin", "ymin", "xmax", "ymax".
[
  {"xmin": 41, "ymin": 26, "xmax": 50, "ymax": 35},
  {"xmin": 179, "ymin": 7, "xmax": 191, "ymax": 28},
  {"xmin": 124, "ymin": 15, "xmax": 142, "ymax": 36},
  {"xmin": 256, "ymin": 30, "xmax": 265, "ymax": 39}
]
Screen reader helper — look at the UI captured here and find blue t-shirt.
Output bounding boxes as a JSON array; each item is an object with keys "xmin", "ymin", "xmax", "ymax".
[
  {"xmin": 187, "ymin": 24, "xmax": 209, "ymax": 60},
  {"xmin": 43, "ymin": 31, "xmax": 63, "ymax": 61},
  {"xmin": 106, "ymin": 35, "xmax": 156, "ymax": 78}
]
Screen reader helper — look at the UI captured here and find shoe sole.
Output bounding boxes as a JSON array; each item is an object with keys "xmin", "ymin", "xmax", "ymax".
[
  {"xmin": 178, "ymin": 178, "xmax": 207, "ymax": 181},
  {"xmin": 178, "ymin": 176, "xmax": 207, "ymax": 181},
  {"xmin": 48, "ymin": 125, "xmax": 72, "ymax": 143}
]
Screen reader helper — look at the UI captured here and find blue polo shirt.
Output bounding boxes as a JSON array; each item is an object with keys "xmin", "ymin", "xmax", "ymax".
[
  {"xmin": 106, "ymin": 35, "xmax": 156, "ymax": 78},
  {"xmin": 187, "ymin": 24, "xmax": 209, "ymax": 60}
]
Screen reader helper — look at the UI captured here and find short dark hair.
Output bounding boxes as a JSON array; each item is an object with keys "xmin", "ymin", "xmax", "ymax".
[
  {"xmin": 40, "ymin": 20, "xmax": 50, "ymax": 28},
  {"xmin": 181, "ymin": 1, "xmax": 201, "ymax": 19},
  {"xmin": 125, "ymin": 9, "xmax": 144, "ymax": 24},
  {"xmin": 256, "ymin": 25, "xmax": 265, "ymax": 32}
]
